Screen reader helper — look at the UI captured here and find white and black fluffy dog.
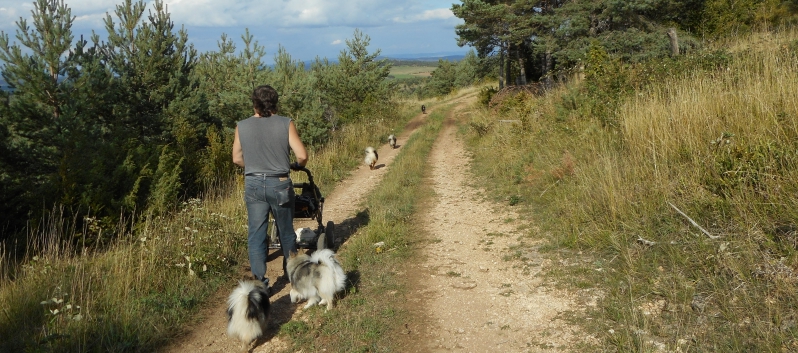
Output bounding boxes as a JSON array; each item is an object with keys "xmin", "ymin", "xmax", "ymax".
[
  {"xmin": 364, "ymin": 146, "xmax": 378, "ymax": 170},
  {"xmin": 388, "ymin": 134, "xmax": 397, "ymax": 149},
  {"xmin": 287, "ymin": 249, "xmax": 347, "ymax": 311},
  {"xmin": 226, "ymin": 280, "xmax": 270, "ymax": 351}
]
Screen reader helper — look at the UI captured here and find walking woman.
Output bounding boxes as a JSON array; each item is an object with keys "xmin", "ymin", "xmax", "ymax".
[{"xmin": 232, "ymin": 85, "xmax": 308, "ymax": 291}]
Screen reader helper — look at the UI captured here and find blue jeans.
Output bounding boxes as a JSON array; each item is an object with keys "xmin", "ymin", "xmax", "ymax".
[{"xmin": 244, "ymin": 175, "xmax": 297, "ymax": 283}]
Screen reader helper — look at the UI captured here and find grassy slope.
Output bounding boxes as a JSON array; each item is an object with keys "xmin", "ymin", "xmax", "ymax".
[
  {"xmin": 389, "ymin": 65, "xmax": 436, "ymax": 79},
  {"xmin": 0, "ymin": 103, "xmax": 417, "ymax": 352},
  {"xmin": 462, "ymin": 29, "xmax": 798, "ymax": 351}
]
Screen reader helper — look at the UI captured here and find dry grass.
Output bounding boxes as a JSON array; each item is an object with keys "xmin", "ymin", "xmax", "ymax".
[{"xmin": 463, "ymin": 28, "xmax": 798, "ymax": 351}]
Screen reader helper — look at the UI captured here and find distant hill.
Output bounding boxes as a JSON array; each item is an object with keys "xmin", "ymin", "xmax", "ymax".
[
  {"xmin": 382, "ymin": 51, "xmax": 468, "ymax": 61},
  {"xmin": 0, "ymin": 52, "xmax": 468, "ymax": 86},
  {"xmin": 295, "ymin": 52, "xmax": 467, "ymax": 69}
]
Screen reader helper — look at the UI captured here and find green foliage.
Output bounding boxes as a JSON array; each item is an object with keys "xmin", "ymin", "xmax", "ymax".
[
  {"xmin": 147, "ymin": 146, "xmax": 184, "ymax": 215},
  {"xmin": 451, "ymin": 0, "xmax": 797, "ymax": 86},
  {"xmin": 478, "ymin": 86, "xmax": 498, "ymax": 107},
  {"xmin": 702, "ymin": 0, "xmax": 774, "ymax": 36},
  {"xmin": 424, "ymin": 59, "xmax": 457, "ymax": 97},
  {"xmin": 418, "ymin": 50, "xmax": 486, "ymax": 98},
  {"xmin": 193, "ymin": 30, "xmax": 269, "ymax": 129},
  {"xmin": 393, "ymin": 76, "xmax": 430, "ymax": 97},
  {"xmin": 198, "ymin": 126, "xmax": 236, "ymax": 187},
  {"xmin": 582, "ymin": 44, "xmax": 626, "ymax": 128},
  {"xmin": 0, "ymin": 0, "xmax": 90, "ymax": 229},
  {"xmin": 312, "ymin": 30, "xmax": 394, "ymax": 126},
  {"xmin": 271, "ymin": 46, "xmax": 330, "ymax": 146},
  {"xmin": 705, "ymin": 137, "xmax": 797, "ymax": 198},
  {"xmin": 455, "ymin": 50, "xmax": 480, "ymax": 87}
]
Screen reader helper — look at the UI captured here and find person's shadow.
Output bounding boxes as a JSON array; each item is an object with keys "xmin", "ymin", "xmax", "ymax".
[
  {"xmin": 249, "ymin": 290, "xmax": 294, "ymax": 351},
  {"xmin": 330, "ymin": 208, "xmax": 370, "ymax": 249}
]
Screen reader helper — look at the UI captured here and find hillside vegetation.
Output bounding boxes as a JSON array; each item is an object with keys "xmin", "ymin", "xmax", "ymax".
[
  {"xmin": 0, "ymin": 0, "xmax": 396, "ymax": 243},
  {"xmin": 0, "ymin": 97, "xmax": 416, "ymax": 352},
  {"xmin": 463, "ymin": 28, "xmax": 798, "ymax": 351}
]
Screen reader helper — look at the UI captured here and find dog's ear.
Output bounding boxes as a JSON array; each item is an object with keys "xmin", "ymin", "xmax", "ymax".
[{"xmin": 288, "ymin": 250, "xmax": 298, "ymax": 259}]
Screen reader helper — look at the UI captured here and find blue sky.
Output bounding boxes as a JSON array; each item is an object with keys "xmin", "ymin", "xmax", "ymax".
[{"xmin": 0, "ymin": 0, "xmax": 469, "ymax": 63}]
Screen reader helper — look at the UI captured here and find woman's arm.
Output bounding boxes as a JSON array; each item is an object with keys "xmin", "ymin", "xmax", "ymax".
[
  {"xmin": 288, "ymin": 121, "xmax": 308, "ymax": 167},
  {"xmin": 232, "ymin": 126, "xmax": 245, "ymax": 167}
]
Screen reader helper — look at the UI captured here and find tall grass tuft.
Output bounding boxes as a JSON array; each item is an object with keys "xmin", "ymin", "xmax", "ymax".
[{"xmin": 463, "ymin": 29, "xmax": 798, "ymax": 351}]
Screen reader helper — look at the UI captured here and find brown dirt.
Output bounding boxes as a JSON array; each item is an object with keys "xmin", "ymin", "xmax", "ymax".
[
  {"xmin": 161, "ymin": 96, "xmax": 589, "ymax": 352},
  {"xmin": 396, "ymin": 101, "xmax": 586, "ymax": 352}
]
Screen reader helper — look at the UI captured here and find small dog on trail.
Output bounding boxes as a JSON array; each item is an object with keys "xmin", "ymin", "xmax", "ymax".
[
  {"xmin": 226, "ymin": 280, "xmax": 270, "ymax": 352},
  {"xmin": 388, "ymin": 134, "xmax": 397, "ymax": 149},
  {"xmin": 287, "ymin": 249, "xmax": 347, "ymax": 311},
  {"xmin": 364, "ymin": 146, "xmax": 378, "ymax": 170}
]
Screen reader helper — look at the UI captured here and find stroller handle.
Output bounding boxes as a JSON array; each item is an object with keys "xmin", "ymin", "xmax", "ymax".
[{"xmin": 291, "ymin": 166, "xmax": 314, "ymax": 184}]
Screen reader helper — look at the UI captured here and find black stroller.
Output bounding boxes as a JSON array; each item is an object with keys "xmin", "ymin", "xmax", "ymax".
[{"xmin": 267, "ymin": 167, "xmax": 336, "ymax": 250}]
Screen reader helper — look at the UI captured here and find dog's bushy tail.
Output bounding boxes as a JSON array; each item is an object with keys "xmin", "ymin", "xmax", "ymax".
[
  {"xmin": 311, "ymin": 249, "xmax": 347, "ymax": 292},
  {"xmin": 227, "ymin": 281, "xmax": 269, "ymax": 342}
]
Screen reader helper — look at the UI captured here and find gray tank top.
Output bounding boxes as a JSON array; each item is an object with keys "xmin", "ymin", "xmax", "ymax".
[{"xmin": 237, "ymin": 115, "xmax": 292, "ymax": 176}]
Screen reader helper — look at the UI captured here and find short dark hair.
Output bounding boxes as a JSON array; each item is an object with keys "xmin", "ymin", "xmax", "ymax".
[{"xmin": 251, "ymin": 85, "xmax": 279, "ymax": 116}]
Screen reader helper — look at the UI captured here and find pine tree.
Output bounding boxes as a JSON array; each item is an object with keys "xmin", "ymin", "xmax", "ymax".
[
  {"xmin": 272, "ymin": 46, "xmax": 329, "ymax": 146},
  {"xmin": 0, "ymin": 0, "xmax": 78, "ymax": 233},
  {"xmin": 100, "ymin": 0, "xmax": 210, "ymax": 213},
  {"xmin": 313, "ymin": 29, "xmax": 394, "ymax": 125}
]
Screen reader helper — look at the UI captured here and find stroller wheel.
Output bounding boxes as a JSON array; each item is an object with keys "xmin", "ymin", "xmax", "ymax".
[
  {"xmin": 316, "ymin": 221, "xmax": 336, "ymax": 250},
  {"xmin": 325, "ymin": 221, "xmax": 336, "ymax": 248}
]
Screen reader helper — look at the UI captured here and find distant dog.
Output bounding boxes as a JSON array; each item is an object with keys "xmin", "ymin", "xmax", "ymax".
[
  {"xmin": 227, "ymin": 280, "xmax": 270, "ymax": 351},
  {"xmin": 287, "ymin": 249, "xmax": 347, "ymax": 310},
  {"xmin": 364, "ymin": 146, "xmax": 378, "ymax": 170},
  {"xmin": 388, "ymin": 134, "xmax": 397, "ymax": 149},
  {"xmin": 421, "ymin": 104, "xmax": 426, "ymax": 114}
]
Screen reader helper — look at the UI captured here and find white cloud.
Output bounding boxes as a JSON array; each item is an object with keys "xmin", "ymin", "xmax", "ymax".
[
  {"xmin": 0, "ymin": 0, "xmax": 468, "ymax": 61},
  {"xmin": 2, "ymin": 1, "xmax": 459, "ymax": 30},
  {"xmin": 393, "ymin": 8, "xmax": 453, "ymax": 23}
]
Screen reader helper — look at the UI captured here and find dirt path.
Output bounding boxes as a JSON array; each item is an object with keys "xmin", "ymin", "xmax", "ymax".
[
  {"xmin": 162, "ymin": 94, "xmax": 587, "ymax": 352},
  {"xmin": 398, "ymin": 104, "xmax": 584, "ymax": 352},
  {"xmin": 160, "ymin": 110, "xmax": 431, "ymax": 353}
]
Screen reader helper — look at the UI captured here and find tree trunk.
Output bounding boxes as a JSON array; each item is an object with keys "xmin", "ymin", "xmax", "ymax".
[
  {"xmin": 505, "ymin": 43, "xmax": 512, "ymax": 87},
  {"xmin": 667, "ymin": 28, "xmax": 679, "ymax": 56},
  {"xmin": 518, "ymin": 55, "xmax": 527, "ymax": 85},
  {"xmin": 543, "ymin": 49, "xmax": 553, "ymax": 89},
  {"xmin": 499, "ymin": 46, "xmax": 505, "ymax": 89}
]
